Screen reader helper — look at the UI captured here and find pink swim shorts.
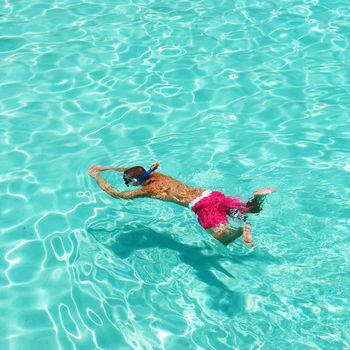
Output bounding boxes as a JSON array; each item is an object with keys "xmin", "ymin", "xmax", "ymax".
[{"xmin": 189, "ymin": 191, "xmax": 249, "ymax": 229}]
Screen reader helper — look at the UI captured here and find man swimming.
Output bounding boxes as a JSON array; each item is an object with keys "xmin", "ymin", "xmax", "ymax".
[{"xmin": 88, "ymin": 163, "xmax": 275, "ymax": 246}]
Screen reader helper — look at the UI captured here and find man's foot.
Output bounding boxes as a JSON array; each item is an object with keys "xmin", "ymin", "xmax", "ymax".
[
  {"xmin": 253, "ymin": 187, "xmax": 276, "ymax": 196},
  {"xmin": 242, "ymin": 224, "xmax": 253, "ymax": 247},
  {"xmin": 246, "ymin": 187, "xmax": 276, "ymax": 213}
]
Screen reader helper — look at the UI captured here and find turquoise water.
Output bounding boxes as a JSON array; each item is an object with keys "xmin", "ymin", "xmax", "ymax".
[{"xmin": 1, "ymin": 0, "xmax": 349, "ymax": 348}]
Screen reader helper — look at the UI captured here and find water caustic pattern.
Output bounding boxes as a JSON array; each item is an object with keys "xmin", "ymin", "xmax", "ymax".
[{"xmin": 0, "ymin": 0, "xmax": 349, "ymax": 348}]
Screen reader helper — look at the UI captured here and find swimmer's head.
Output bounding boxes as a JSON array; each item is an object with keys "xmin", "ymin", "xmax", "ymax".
[
  {"xmin": 123, "ymin": 166, "xmax": 146, "ymax": 187},
  {"xmin": 123, "ymin": 163, "xmax": 160, "ymax": 187}
]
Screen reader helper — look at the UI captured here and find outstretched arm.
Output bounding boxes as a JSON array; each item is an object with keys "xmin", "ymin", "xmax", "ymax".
[
  {"xmin": 89, "ymin": 164, "xmax": 129, "ymax": 173},
  {"xmin": 88, "ymin": 165, "xmax": 146, "ymax": 199}
]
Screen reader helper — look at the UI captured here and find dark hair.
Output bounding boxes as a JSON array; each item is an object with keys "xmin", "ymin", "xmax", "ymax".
[{"xmin": 124, "ymin": 166, "xmax": 146, "ymax": 179}]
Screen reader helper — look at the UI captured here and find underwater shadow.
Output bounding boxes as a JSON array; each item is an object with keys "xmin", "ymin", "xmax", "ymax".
[{"xmin": 109, "ymin": 224, "xmax": 253, "ymax": 314}]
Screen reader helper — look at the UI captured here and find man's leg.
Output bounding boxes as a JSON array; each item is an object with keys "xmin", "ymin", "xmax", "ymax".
[
  {"xmin": 246, "ymin": 187, "xmax": 276, "ymax": 213},
  {"xmin": 207, "ymin": 225, "xmax": 243, "ymax": 245},
  {"xmin": 207, "ymin": 224, "xmax": 253, "ymax": 246}
]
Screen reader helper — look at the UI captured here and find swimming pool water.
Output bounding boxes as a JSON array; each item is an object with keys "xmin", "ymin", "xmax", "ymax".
[{"xmin": 1, "ymin": 0, "xmax": 349, "ymax": 349}]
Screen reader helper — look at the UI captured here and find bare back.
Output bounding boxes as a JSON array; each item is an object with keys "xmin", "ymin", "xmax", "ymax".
[{"xmin": 141, "ymin": 172, "xmax": 205, "ymax": 207}]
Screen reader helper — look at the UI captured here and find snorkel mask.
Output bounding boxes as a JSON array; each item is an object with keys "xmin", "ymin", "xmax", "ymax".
[{"xmin": 123, "ymin": 163, "xmax": 160, "ymax": 187}]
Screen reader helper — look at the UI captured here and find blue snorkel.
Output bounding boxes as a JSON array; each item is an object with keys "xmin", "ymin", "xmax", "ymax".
[
  {"xmin": 123, "ymin": 163, "xmax": 160, "ymax": 186},
  {"xmin": 137, "ymin": 163, "xmax": 160, "ymax": 183}
]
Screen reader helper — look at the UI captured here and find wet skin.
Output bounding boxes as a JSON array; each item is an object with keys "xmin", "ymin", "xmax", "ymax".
[{"xmin": 88, "ymin": 165, "xmax": 275, "ymax": 246}]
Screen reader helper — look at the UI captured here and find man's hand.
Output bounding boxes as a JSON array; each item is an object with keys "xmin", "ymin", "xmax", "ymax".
[
  {"xmin": 89, "ymin": 164, "xmax": 128, "ymax": 198},
  {"xmin": 88, "ymin": 164, "xmax": 109, "ymax": 178}
]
